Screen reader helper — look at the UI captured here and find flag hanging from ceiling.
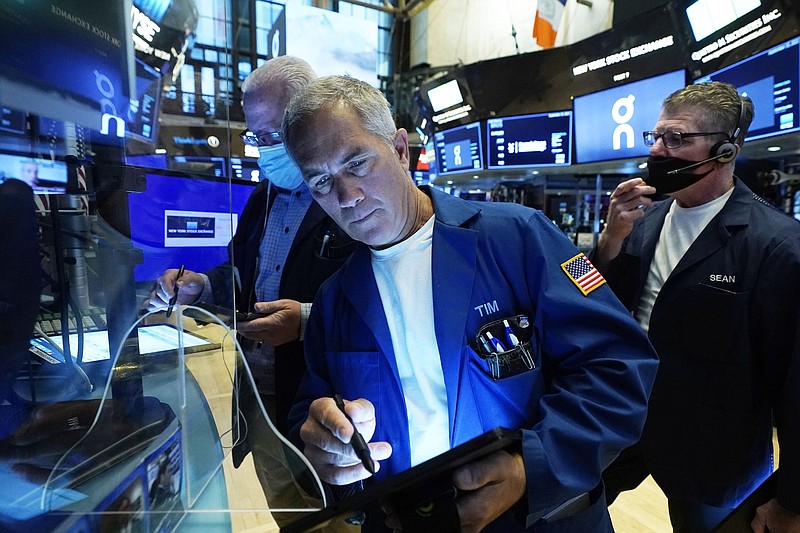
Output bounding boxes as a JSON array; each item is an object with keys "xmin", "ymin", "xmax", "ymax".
[
  {"xmin": 533, "ymin": 0, "xmax": 566, "ymax": 48},
  {"xmin": 554, "ymin": 0, "xmax": 614, "ymax": 48}
]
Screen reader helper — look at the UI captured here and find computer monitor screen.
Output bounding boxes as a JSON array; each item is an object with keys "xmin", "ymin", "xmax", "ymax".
[
  {"xmin": 486, "ymin": 111, "xmax": 572, "ymax": 169},
  {"xmin": 31, "ymin": 324, "xmax": 219, "ymax": 363},
  {"xmin": 694, "ymin": 36, "xmax": 800, "ymax": 142},
  {"xmin": 0, "ymin": 107, "xmax": 25, "ymax": 134},
  {"xmin": 127, "ymin": 170, "xmax": 256, "ymax": 282},
  {"xmin": 573, "ymin": 70, "xmax": 687, "ymax": 163},
  {"xmin": 0, "ymin": 153, "xmax": 69, "ymax": 193},
  {"xmin": 433, "ymin": 121, "xmax": 484, "ymax": 175},
  {"xmin": 0, "ymin": 1, "xmax": 133, "ymax": 137},
  {"xmin": 127, "ymin": 59, "xmax": 163, "ymax": 143},
  {"xmin": 427, "ymin": 79, "xmax": 465, "ymax": 113},
  {"xmin": 230, "ymin": 157, "xmax": 261, "ymax": 182},
  {"xmin": 126, "ymin": 153, "xmax": 168, "ymax": 169},
  {"xmin": 169, "ymin": 155, "xmax": 227, "ymax": 177}
]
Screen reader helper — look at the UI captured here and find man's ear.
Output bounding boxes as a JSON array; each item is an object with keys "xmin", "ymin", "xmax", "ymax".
[{"xmin": 394, "ymin": 128, "xmax": 410, "ymax": 170}]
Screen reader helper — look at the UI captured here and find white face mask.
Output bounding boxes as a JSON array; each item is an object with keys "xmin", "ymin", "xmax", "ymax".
[{"xmin": 257, "ymin": 144, "xmax": 303, "ymax": 190}]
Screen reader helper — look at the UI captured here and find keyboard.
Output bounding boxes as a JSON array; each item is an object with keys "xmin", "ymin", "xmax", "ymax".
[{"xmin": 36, "ymin": 309, "xmax": 107, "ymax": 336}]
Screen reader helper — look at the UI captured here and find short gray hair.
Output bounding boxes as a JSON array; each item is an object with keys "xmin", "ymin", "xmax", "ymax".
[
  {"xmin": 662, "ymin": 81, "xmax": 754, "ymax": 145},
  {"xmin": 282, "ymin": 75, "xmax": 397, "ymax": 159},
  {"xmin": 241, "ymin": 55, "xmax": 317, "ymax": 102}
]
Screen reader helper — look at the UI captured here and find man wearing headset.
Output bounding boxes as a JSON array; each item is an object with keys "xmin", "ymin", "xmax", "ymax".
[{"xmin": 593, "ymin": 81, "xmax": 800, "ymax": 532}]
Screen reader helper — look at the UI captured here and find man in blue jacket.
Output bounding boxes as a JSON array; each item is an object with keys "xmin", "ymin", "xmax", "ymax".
[
  {"xmin": 281, "ymin": 75, "xmax": 659, "ymax": 532},
  {"xmin": 593, "ymin": 81, "xmax": 800, "ymax": 532}
]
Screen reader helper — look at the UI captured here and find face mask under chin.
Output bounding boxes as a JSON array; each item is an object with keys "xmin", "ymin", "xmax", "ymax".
[{"xmin": 645, "ymin": 156, "xmax": 714, "ymax": 197}]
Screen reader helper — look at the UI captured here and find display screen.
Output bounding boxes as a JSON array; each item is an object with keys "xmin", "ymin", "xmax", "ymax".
[
  {"xmin": 0, "ymin": 0, "xmax": 133, "ymax": 138},
  {"xmin": 573, "ymin": 70, "xmax": 686, "ymax": 163},
  {"xmin": 0, "ymin": 107, "xmax": 25, "ymax": 134},
  {"xmin": 694, "ymin": 36, "xmax": 800, "ymax": 142},
  {"xmin": 169, "ymin": 156, "xmax": 227, "ymax": 177},
  {"xmin": 427, "ymin": 79, "xmax": 465, "ymax": 113},
  {"xmin": 127, "ymin": 59, "xmax": 163, "ymax": 143},
  {"xmin": 486, "ymin": 111, "xmax": 572, "ymax": 168},
  {"xmin": 230, "ymin": 157, "xmax": 261, "ymax": 182},
  {"xmin": 433, "ymin": 121, "xmax": 484, "ymax": 175},
  {"xmin": 31, "ymin": 324, "xmax": 218, "ymax": 363},
  {"xmin": 128, "ymin": 171, "xmax": 256, "ymax": 282},
  {"xmin": 0, "ymin": 153, "xmax": 68, "ymax": 193}
]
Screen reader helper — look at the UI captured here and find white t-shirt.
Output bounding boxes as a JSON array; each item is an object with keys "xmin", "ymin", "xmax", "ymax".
[
  {"xmin": 371, "ymin": 216, "xmax": 450, "ymax": 466},
  {"xmin": 636, "ymin": 189, "xmax": 734, "ymax": 332}
]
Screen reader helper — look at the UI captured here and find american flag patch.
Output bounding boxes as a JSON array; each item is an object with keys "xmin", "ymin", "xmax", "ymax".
[{"xmin": 560, "ymin": 253, "xmax": 606, "ymax": 296}]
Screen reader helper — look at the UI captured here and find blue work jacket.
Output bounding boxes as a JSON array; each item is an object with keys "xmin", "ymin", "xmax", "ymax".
[{"xmin": 290, "ymin": 186, "xmax": 659, "ymax": 530}]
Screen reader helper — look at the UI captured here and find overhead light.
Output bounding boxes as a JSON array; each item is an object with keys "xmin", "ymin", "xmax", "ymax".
[
  {"xmin": 473, "ymin": 175, "xmax": 480, "ymax": 179},
  {"xmin": 155, "ymin": 148, "xmax": 167, "ymax": 154},
  {"xmin": 531, "ymin": 170, "xmax": 540, "ymax": 175},
  {"xmin": 446, "ymin": 180, "xmax": 454, "ymax": 185},
  {"xmin": 638, "ymin": 162, "xmax": 648, "ymax": 169},
  {"xmin": 766, "ymin": 146, "xmax": 781, "ymax": 152}
]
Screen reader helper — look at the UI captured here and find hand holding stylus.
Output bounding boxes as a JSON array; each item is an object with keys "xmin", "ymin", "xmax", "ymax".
[
  {"xmin": 165, "ymin": 265, "xmax": 185, "ymax": 318},
  {"xmin": 299, "ymin": 396, "xmax": 392, "ymax": 485}
]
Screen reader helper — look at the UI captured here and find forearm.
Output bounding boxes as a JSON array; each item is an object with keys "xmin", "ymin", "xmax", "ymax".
[{"xmin": 592, "ymin": 230, "xmax": 625, "ymax": 271}]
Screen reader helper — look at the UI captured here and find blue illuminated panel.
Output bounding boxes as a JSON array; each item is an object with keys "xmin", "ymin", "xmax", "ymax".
[
  {"xmin": 695, "ymin": 36, "xmax": 800, "ymax": 142},
  {"xmin": 573, "ymin": 70, "xmax": 686, "ymax": 163}
]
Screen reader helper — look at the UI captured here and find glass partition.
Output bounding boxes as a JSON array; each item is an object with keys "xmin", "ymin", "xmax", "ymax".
[{"xmin": 1, "ymin": 307, "xmax": 326, "ymax": 532}]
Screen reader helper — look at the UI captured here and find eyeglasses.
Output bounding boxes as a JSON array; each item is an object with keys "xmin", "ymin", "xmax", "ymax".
[
  {"xmin": 239, "ymin": 129, "xmax": 282, "ymax": 147},
  {"xmin": 642, "ymin": 130, "xmax": 728, "ymax": 149}
]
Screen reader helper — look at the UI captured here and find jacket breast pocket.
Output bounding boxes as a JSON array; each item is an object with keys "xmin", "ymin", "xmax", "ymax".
[
  {"xmin": 473, "ymin": 314, "xmax": 539, "ymax": 380},
  {"xmin": 678, "ymin": 284, "xmax": 750, "ymax": 363},
  {"xmin": 324, "ymin": 351, "xmax": 382, "ymax": 400}
]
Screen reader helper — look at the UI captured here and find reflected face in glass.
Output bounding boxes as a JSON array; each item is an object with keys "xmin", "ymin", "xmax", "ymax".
[
  {"xmin": 20, "ymin": 162, "xmax": 39, "ymax": 186},
  {"xmin": 242, "ymin": 85, "xmax": 288, "ymax": 144},
  {"xmin": 290, "ymin": 104, "xmax": 415, "ymax": 248}
]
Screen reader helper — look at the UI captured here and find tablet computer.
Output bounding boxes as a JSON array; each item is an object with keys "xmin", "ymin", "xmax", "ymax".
[{"xmin": 281, "ymin": 426, "xmax": 521, "ymax": 533}]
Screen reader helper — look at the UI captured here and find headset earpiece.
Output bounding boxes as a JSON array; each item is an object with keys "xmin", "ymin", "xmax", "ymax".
[
  {"xmin": 711, "ymin": 94, "xmax": 746, "ymax": 164},
  {"xmin": 710, "ymin": 139, "xmax": 738, "ymax": 163}
]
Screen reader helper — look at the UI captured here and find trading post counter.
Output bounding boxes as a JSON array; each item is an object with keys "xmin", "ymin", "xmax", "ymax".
[{"xmin": 0, "ymin": 308, "xmax": 319, "ymax": 532}]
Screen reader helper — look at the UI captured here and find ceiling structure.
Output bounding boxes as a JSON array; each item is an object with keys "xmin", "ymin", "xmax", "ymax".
[{"xmin": 336, "ymin": 0, "xmax": 437, "ymax": 18}]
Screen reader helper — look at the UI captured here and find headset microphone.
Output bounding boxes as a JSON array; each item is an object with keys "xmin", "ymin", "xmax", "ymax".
[{"xmin": 666, "ymin": 150, "xmax": 735, "ymax": 174}]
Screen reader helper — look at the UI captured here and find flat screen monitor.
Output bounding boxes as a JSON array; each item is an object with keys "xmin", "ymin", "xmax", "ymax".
[
  {"xmin": 486, "ymin": 111, "xmax": 572, "ymax": 169},
  {"xmin": 127, "ymin": 170, "xmax": 256, "ymax": 282},
  {"xmin": 433, "ymin": 121, "xmax": 484, "ymax": 175},
  {"xmin": 427, "ymin": 79, "xmax": 465, "ymax": 113},
  {"xmin": 0, "ymin": 1, "xmax": 133, "ymax": 138},
  {"xmin": 573, "ymin": 69, "xmax": 687, "ymax": 163},
  {"xmin": 0, "ymin": 152, "xmax": 69, "ymax": 193},
  {"xmin": 694, "ymin": 36, "xmax": 800, "ymax": 142},
  {"xmin": 127, "ymin": 59, "xmax": 163, "ymax": 143},
  {"xmin": 0, "ymin": 107, "xmax": 25, "ymax": 134},
  {"xmin": 230, "ymin": 157, "xmax": 261, "ymax": 182},
  {"xmin": 126, "ymin": 153, "xmax": 168, "ymax": 169},
  {"xmin": 31, "ymin": 324, "xmax": 219, "ymax": 364},
  {"xmin": 169, "ymin": 155, "xmax": 227, "ymax": 177}
]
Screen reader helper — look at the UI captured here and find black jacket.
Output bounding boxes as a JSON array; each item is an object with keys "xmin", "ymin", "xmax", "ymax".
[
  {"xmin": 597, "ymin": 179, "xmax": 800, "ymax": 512},
  {"xmin": 206, "ymin": 181, "xmax": 356, "ymax": 460}
]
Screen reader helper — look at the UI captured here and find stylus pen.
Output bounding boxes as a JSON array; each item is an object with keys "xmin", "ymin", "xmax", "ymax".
[
  {"xmin": 165, "ymin": 264, "xmax": 185, "ymax": 319},
  {"xmin": 333, "ymin": 394, "xmax": 376, "ymax": 475}
]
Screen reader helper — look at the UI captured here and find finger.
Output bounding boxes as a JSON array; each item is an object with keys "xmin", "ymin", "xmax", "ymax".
[
  {"xmin": 341, "ymin": 398, "xmax": 376, "ymax": 430},
  {"xmin": 611, "ymin": 177, "xmax": 644, "ymax": 197},
  {"xmin": 453, "ymin": 450, "xmax": 505, "ymax": 491},
  {"xmin": 253, "ymin": 300, "xmax": 284, "ymax": 315}
]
